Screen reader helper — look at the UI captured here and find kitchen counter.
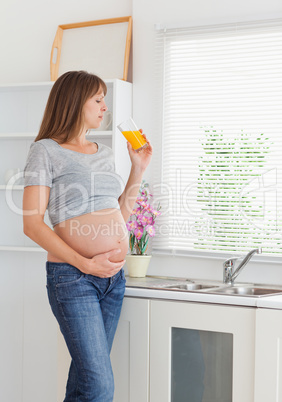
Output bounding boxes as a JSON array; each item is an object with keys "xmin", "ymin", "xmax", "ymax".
[{"xmin": 124, "ymin": 275, "xmax": 282, "ymax": 309}]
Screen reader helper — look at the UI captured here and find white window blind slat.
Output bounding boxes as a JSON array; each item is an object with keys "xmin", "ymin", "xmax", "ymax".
[{"xmin": 153, "ymin": 18, "xmax": 282, "ymax": 256}]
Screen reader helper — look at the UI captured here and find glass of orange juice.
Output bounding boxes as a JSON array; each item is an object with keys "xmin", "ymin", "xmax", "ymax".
[{"xmin": 117, "ymin": 118, "xmax": 148, "ymax": 151}]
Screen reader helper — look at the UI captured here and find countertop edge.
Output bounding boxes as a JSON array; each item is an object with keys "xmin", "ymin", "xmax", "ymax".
[{"xmin": 125, "ymin": 285, "xmax": 282, "ymax": 309}]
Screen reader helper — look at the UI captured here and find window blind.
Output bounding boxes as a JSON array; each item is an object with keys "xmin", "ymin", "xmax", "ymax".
[{"xmin": 152, "ymin": 19, "xmax": 282, "ymax": 256}]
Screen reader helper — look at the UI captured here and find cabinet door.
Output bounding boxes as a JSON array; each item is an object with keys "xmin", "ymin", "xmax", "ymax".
[
  {"xmin": 150, "ymin": 300, "xmax": 255, "ymax": 402},
  {"xmin": 0, "ymin": 253, "xmax": 24, "ymax": 402},
  {"xmin": 254, "ymin": 308, "xmax": 282, "ymax": 402},
  {"xmin": 0, "ymin": 252, "xmax": 57, "ymax": 402},
  {"xmin": 22, "ymin": 253, "xmax": 58, "ymax": 402},
  {"xmin": 111, "ymin": 297, "xmax": 150, "ymax": 402}
]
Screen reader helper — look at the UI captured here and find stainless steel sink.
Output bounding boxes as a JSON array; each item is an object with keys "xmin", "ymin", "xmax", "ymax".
[
  {"xmin": 129, "ymin": 275, "xmax": 282, "ymax": 298},
  {"xmin": 149, "ymin": 279, "xmax": 282, "ymax": 297},
  {"xmin": 160, "ymin": 283, "xmax": 217, "ymax": 291},
  {"xmin": 208, "ymin": 286, "xmax": 282, "ymax": 297}
]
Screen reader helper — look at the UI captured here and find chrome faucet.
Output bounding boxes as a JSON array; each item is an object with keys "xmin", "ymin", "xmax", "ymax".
[{"xmin": 223, "ymin": 248, "xmax": 262, "ymax": 285}]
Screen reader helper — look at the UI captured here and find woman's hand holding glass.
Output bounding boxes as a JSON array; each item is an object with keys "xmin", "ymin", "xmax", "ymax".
[{"xmin": 127, "ymin": 129, "xmax": 153, "ymax": 172}]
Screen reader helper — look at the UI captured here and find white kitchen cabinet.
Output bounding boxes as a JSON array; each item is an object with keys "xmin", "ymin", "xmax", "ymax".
[
  {"xmin": 111, "ymin": 297, "xmax": 150, "ymax": 402},
  {"xmin": 21, "ymin": 252, "xmax": 58, "ymax": 402},
  {"xmin": 0, "ymin": 252, "xmax": 25, "ymax": 402},
  {"xmin": 107, "ymin": 297, "xmax": 256, "ymax": 402},
  {"xmin": 150, "ymin": 300, "xmax": 256, "ymax": 402},
  {"xmin": 57, "ymin": 296, "xmax": 150, "ymax": 402},
  {"xmin": 55, "ymin": 294, "xmax": 282, "ymax": 402},
  {"xmin": 0, "ymin": 79, "xmax": 132, "ymax": 402},
  {"xmin": 0, "ymin": 251, "xmax": 58, "ymax": 402},
  {"xmin": 254, "ymin": 308, "xmax": 282, "ymax": 402}
]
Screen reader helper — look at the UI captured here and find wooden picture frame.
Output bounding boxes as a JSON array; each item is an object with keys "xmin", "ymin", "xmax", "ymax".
[{"xmin": 50, "ymin": 16, "xmax": 132, "ymax": 81}]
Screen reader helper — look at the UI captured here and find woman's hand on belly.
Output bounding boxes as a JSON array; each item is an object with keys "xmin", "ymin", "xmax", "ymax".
[
  {"xmin": 50, "ymin": 209, "xmax": 129, "ymax": 277},
  {"xmin": 80, "ymin": 248, "xmax": 126, "ymax": 278}
]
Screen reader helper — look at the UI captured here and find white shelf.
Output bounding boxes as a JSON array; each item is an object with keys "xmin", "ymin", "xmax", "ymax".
[
  {"xmin": 0, "ymin": 133, "xmax": 37, "ymax": 139},
  {"xmin": 0, "ymin": 81, "xmax": 54, "ymax": 90},
  {"xmin": 0, "ymin": 79, "xmax": 120, "ymax": 90},
  {"xmin": 0, "ymin": 131, "xmax": 113, "ymax": 139},
  {"xmin": 0, "ymin": 185, "xmax": 24, "ymax": 190},
  {"xmin": 0, "ymin": 246, "xmax": 46, "ymax": 252}
]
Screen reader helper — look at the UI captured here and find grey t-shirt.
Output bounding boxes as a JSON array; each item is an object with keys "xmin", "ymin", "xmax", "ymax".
[{"xmin": 24, "ymin": 138, "xmax": 124, "ymax": 226}]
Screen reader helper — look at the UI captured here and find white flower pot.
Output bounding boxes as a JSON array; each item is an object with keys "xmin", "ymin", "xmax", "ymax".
[{"xmin": 125, "ymin": 255, "xmax": 152, "ymax": 278}]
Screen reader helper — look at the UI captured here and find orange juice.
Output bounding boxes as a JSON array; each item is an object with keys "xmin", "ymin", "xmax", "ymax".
[{"xmin": 121, "ymin": 130, "xmax": 148, "ymax": 150}]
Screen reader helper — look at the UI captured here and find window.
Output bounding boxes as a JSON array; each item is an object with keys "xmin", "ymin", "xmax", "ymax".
[{"xmin": 153, "ymin": 19, "xmax": 282, "ymax": 256}]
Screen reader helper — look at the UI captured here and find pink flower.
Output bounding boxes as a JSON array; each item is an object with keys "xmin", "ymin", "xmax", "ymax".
[
  {"xmin": 145, "ymin": 225, "xmax": 155, "ymax": 237},
  {"xmin": 151, "ymin": 209, "xmax": 161, "ymax": 217},
  {"xmin": 145, "ymin": 216, "xmax": 153, "ymax": 225},
  {"xmin": 126, "ymin": 220, "xmax": 138, "ymax": 231},
  {"xmin": 131, "ymin": 206, "xmax": 141, "ymax": 215},
  {"xmin": 138, "ymin": 200, "xmax": 148, "ymax": 208},
  {"xmin": 136, "ymin": 197, "xmax": 148, "ymax": 205},
  {"xmin": 143, "ymin": 203, "xmax": 153, "ymax": 213},
  {"xmin": 134, "ymin": 226, "xmax": 144, "ymax": 240},
  {"xmin": 137, "ymin": 214, "xmax": 148, "ymax": 226}
]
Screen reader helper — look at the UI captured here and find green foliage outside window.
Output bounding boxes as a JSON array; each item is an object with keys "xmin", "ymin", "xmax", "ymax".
[{"xmin": 194, "ymin": 127, "xmax": 280, "ymax": 253}]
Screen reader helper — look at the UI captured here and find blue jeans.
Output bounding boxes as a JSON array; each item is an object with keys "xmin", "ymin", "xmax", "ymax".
[{"xmin": 46, "ymin": 262, "xmax": 126, "ymax": 402}]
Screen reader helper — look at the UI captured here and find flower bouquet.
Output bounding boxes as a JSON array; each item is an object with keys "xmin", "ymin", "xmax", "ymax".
[
  {"xmin": 125, "ymin": 181, "xmax": 161, "ymax": 277},
  {"xmin": 126, "ymin": 180, "xmax": 161, "ymax": 255}
]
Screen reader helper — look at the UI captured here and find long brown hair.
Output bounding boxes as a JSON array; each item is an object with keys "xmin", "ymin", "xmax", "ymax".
[{"xmin": 35, "ymin": 71, "xmax": 107, "ymax": 143}]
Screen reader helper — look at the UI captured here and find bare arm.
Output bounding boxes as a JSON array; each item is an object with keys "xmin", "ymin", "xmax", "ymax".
[
  {"xmin": 118, "ymin": 132, "xmax": 153, "ymax": 222},
  {"xmin": 118, "ymin": 165, "xmax": 145, "ymax": 223},
  {"xmin": 23, "ymin": 185, "xmax": 125, "ymax": 277}
]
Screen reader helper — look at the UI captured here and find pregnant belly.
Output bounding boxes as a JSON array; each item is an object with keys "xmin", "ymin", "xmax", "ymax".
[{"xmin": 47, "ymin": 209, "xmax": 129, "ymax": 263}]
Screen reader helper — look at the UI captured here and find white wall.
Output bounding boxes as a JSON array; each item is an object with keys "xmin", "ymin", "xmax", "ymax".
[
  {"xmin": 1, "ymin": 0, "xmax": 282, "ymax": 284},
  {"xmin": 131, "ymin": 0, "xmax": 282, "ymax": 284},
  {"xmin": 0, "ymin": 0, "xmax": 132, "ymax": 84}
]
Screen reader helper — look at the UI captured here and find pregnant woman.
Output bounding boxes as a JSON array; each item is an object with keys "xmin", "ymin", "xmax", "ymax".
[{"xmin": 23, "ymin": 71, "xmax": 152, "ymax": 402}]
